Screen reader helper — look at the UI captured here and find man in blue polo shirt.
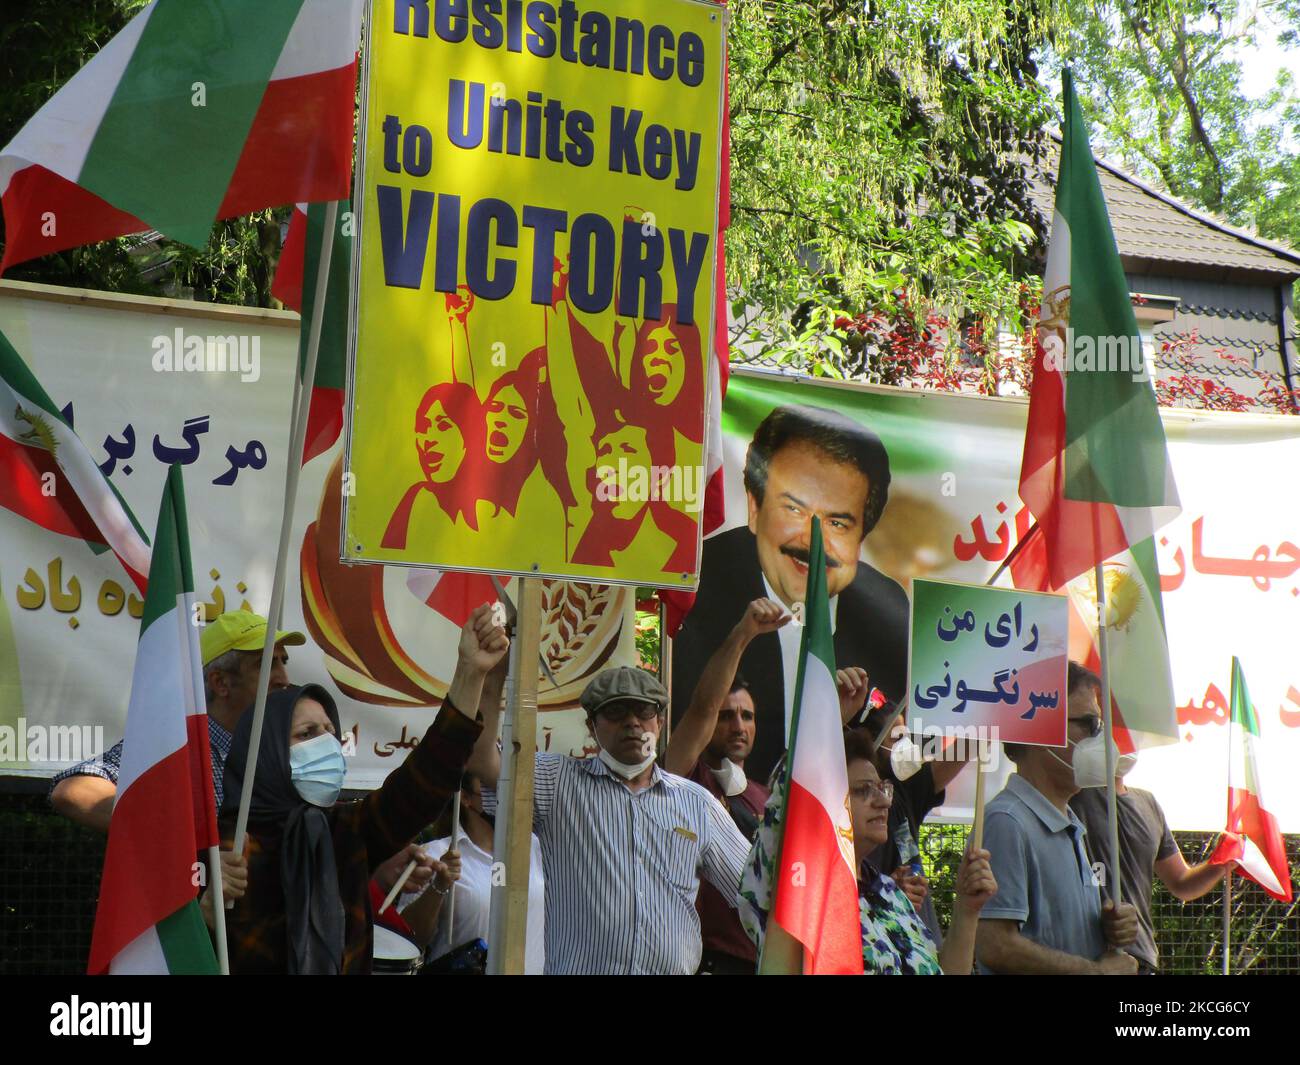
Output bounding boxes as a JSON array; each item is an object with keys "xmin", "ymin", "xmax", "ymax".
[{"xmin": 975, "ymin": 662, "xmax": 1140, "ymax": 975}]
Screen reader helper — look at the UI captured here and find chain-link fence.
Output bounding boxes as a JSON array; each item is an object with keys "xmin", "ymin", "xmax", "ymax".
[
  {"xmin": 2, "ymin": 788, "xmax": 1296, "ymax": 974},
  {"xmin": 920, "ymin": 822, "xmax": 1300, "ymax": 974}
]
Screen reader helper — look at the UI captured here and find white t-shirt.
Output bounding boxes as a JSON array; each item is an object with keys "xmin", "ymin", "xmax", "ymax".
[{"xmin": 400, "ymin": 832, "xmax": 546, "ymax": 975}]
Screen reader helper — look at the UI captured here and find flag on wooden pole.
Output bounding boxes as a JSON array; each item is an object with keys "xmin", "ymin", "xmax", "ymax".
[
  {"xmin": 1210, "ymin": 657, "xmax": 1293, "ymax": 903},
  {"xmin": 741, "ymin": 517, "xmax": 862, "ymax": 975},
  {"xmin": 88, "ymin": 465, "xmax": 220, "ymax": 974},
  {"xmin": 1018, "ymin": 69, "xmax": 1180, "ymax": 590},
  {"xmin": 1, "ymin": 0, "xmax": 362, "ymax": 272}
]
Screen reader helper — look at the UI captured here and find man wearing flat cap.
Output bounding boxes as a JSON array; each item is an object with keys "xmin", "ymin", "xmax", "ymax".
[{"xmin": 469, "ymin": 665, "xmax": 751, "ymax": 975}]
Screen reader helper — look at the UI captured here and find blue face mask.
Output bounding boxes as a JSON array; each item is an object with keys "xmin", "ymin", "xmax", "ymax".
[{"xmin": 290, "ymin": 732, "xmax": 346, "ymax": 807}]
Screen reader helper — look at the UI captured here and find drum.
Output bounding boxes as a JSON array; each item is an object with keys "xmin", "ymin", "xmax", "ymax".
[{"xmin": 372, "ymin": 925, "xmax": 422, "ymax": 975}]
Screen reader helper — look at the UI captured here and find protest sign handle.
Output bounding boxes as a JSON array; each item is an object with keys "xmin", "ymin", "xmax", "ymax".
[
  {"xmin": 972, "ymin": 745, "xmax": 987, "ymax": 852},
  {"xmin": 487, "ymin": 577, "xmax": 540, "ymax": 975},
  {"xmin": 485, "ymin": 622, "xmax": 519, "ymax": 974},
  {"xmin": 231, "ymin": 199, "xmax": 339, "ymax": 860}
]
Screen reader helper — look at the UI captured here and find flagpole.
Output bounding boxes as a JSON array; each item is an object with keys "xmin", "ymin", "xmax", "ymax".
[
  {"xmin": 1094, "ymin": 562, "xmax": 1123, "ymax": 908},
  {"xmin": 232, "ymin": 199, "xmax": 339, "ymax": 860},
  {"xmin": 206, "ymin": 844, "xmax": 230, "ymax": 974},
  {"xmin": 1222, "ymin": 674, "xmax": 1234, "ymax": 975},
  {"xmin": 446, "ymin": 788, "xmax": 461, "ymax": 934}
]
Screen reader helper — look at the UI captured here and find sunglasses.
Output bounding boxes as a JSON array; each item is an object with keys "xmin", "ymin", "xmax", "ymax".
[
  {"xmin": 595, "ymin": 702, "xmax": 662, "ymax": 724},
  {"xmin": 1069, "ymin": 715, "xmax": 1104, "ymax": 738}
]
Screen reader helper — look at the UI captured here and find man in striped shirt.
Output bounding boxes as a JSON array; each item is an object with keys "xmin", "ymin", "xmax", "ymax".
[{"xmin": 471, "ymin": 665, "xmax": 751, "ymax": 975}]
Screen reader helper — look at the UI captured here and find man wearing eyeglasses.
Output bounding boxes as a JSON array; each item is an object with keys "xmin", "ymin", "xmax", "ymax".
[
  {"xmin": 468, "ymin": 665, "xmax": 751, "ymax": 974},
  {"xmin": 974, "ymin": 662, "xmax": 1141, "ymax": 974}
]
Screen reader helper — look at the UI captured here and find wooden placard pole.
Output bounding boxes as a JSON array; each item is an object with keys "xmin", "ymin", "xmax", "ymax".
[
  {"xmin": 487, "ymin": 576, "xmax": 541, "ymax": 974},
  {"xmin": 972, "ymin": 742, "xmax": 988, "ymax": 852}
]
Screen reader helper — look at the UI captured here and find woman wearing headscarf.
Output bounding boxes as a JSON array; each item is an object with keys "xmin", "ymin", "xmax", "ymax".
[{"xmin": 217, "ymin": 604, "xmax": 508, "ymax": 974}]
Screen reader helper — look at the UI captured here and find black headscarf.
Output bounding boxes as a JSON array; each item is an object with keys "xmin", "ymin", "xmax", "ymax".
[{"xmin": 221, "ymin": 683, "xmax": 346, "ymax": 975}]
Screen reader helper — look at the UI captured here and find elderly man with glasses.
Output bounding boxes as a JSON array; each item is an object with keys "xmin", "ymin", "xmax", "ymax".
[
  {"xmin": 468, "ymin": 665, "xmax": 750, "ymax": 975},
  {"xmin": 975, "ymin": 662, "xmax": 1141, "ymax": 974}
]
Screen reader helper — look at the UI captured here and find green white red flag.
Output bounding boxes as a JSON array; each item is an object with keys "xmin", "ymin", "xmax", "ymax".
[
  {"xmin": 272, "ymin": 199, "xmax": 351, "ymax": 466},
  {"xmin": 88, "ymin": 465, "xmax": 220, "ymax": 974},
  {"xmin": 0, "ymin": 326, "xmax": 150, "ymax": 592},
  {"xmin": 1018, "ymin": 69, "xmax": 1180, "ymax": 590},
  {"xmin": 1210, "ymin": 658, "xmax": 1293, "ymax": 903},
  {"xmin": 1, "ymin": 0, "xmax": 361, "ymax": 273},
  {"xmin": 754, "ymin": 517, "xmax": 862, "ymax": 975}
]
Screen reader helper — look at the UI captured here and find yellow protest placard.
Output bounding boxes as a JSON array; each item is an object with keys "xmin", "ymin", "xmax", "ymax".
[{"xmin": 344, "ymin": 0, "xmax": 726, "ymax": 587}]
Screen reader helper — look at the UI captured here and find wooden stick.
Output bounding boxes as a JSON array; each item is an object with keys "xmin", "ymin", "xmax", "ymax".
[
  {"xmin": 378, "ymin": 859, "xmax": 417, "ymax": 915},
  {"xmin": 972, "ymin": 742, "xmax": 988, "ymax": 851}
]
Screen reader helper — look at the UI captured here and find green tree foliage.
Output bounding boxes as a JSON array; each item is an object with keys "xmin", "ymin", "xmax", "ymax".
[
  {"xmin": 726, "ymin": 0, "xmax": 1059, "ymax": 363},
  {"xmin": 1048, "ymin": 0, "xmax": 1300, "ymax": 251},
  {"xmin": 0, "ymin": 0, "xmax": 285, "ymax": 306}
]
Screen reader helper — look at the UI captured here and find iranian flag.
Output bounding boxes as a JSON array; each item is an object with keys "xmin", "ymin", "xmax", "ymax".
[
  {"xmin": 271, "ymin": 199, "xmax": 352, "ymax": 465},
  {"xmin": 88, "ymin": 465, "xmax": 221, "ymax": 975},
  {"xmin": 1210, "ymin": 658, "xmax": 1293, "ymax": 903},
  {"xmin": 0, "ymin": 0, "xmax": 361, "ymax": 272},
  {"xmin": 0, "ymin": 326, "xmax": 150, "ymax": 592},
  {"xmin": 1018, "ymin": 69, "xmax": 1180, "ymax": 591},
  {"xmin": 758, "ymin": 517, "xmax": 862, "ymax": 975}
]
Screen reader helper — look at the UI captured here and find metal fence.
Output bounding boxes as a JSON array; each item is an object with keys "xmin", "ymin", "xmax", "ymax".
[
  {"xmin": 1, "ymin": 787, "xmax": 1295, "ymax": 974},
  {"xmin": 920, "ymin": 822, "xmax": 1300, "ymax": 974}
]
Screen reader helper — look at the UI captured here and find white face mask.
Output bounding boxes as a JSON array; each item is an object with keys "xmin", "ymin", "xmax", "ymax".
[
  {"xmin": 1051, "ymin": 732, "xmax": 1119, "ymax": 789},
  {"xmin": 887, "ymin": 734, "xmax": 925, "ymax": 782},
  {"xmin": 1116, "ymin": 751, "xmax": 1138, "ymax": 778},
  {"xmin": 596, "ymin": 731, "xmax": 657, "ymax": 780},
  {"xmin": 709, "ymin": 757, "xmax": 748, "ymax": 797}
]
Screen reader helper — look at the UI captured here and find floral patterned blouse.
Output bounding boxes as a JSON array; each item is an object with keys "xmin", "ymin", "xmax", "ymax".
[{"xmin": 739, "ymin": 764, "xmax": 942, "ymax": 975}]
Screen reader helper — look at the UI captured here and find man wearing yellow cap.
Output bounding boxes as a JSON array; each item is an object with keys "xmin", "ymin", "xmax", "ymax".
[{"xmin": 49, "ymin": 611, "xmax": 305, "ymax": 834}]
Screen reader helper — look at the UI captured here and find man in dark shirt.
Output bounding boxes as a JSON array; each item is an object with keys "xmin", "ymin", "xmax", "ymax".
[
  {"xmin": 664, "ymin": 598, "xmax": 788, "ymax": 973},
  {"xmin": 1071, "ymin": 767, "xmax": 1233, "ymax": 973}
]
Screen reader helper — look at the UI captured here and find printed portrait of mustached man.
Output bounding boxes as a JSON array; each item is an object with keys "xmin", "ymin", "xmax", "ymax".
[
  {"xmin": 383, "ymin": 290, "xmax": 575, "ymax": 553},
  {"xmin": 545, "ymin": 239, "xmax": 703, "ymax": 575}
]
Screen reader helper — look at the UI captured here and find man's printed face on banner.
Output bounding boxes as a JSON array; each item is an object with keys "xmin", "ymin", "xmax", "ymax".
[
  {"xmin": 593, "ymin": 422, "xmax": 653, "ymax": 520},
  {"xmin": 746, "ymin": 440, "xmax": 869, "ymax": 606}
]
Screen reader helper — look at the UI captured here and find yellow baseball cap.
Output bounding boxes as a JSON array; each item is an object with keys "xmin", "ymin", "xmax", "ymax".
[{"xmin": 200, "ymin": 610, "xmax": 306, "ymax": 667}]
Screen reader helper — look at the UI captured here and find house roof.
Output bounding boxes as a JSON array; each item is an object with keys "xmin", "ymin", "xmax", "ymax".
[{"xmin": 1029, "ymin": 138, "xmax": 1300, "ymax": 284}]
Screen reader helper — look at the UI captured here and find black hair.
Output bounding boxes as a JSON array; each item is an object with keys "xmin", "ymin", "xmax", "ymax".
[
  {"xmin": 729, "ymin": 671, "xmax": 750, "ymax": 696},
  {"xmin": 742, "ymin": 404, "xmax": 892, "ymax": 537},
  {"xmin": 843, "ymin": 726, "xmax": 888, "ymax": 777},
  {"xmin": 1068, "ymin": 661, "xmax": 1102, "ymax": 697}
]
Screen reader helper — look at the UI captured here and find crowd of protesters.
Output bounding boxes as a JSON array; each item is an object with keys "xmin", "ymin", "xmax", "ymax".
[{"xmin": 47, "ymin": 592, "xmax": 1234, "ymax": 975}]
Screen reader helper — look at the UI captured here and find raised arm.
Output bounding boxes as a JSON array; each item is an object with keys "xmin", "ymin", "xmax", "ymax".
[
  {"xmin": 663, "ymin": 598, "xmax": 790, "ymax": 776},
  {"xmin": 351, "ymin": 605, "xmax": 508, "ymax": 872},
  {"xmin": 466, "ymin": 650, "xmax": 509, "ymax": 787}
]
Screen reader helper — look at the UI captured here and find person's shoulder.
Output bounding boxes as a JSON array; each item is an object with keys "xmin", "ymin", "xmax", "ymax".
[
  {"xmin": 658, "ymin": 768, "xmax": 720, "ymax": 806},
  {"xmin": 985, "ymin": 786, "xmax": 1034, "ymax": 830}
]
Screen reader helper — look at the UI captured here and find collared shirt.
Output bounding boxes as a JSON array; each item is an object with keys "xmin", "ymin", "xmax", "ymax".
[
  {"xmin": 979, "ymin": 774, "xmax": 1107, "ymax": 972},
  {"xmin": 858, "ymin": 858, "xmax": 942, "ymax": 975},
  {"xmin": 49, "ymin": 717, "xmax": 234, "ymax": 809},
  {"xmin": 483, "ymin": 754, "xmax": 750, "ymax": 975},
  {"xmin": 761, "ymin": 573, "xmax": 837, "ymax": 742}
]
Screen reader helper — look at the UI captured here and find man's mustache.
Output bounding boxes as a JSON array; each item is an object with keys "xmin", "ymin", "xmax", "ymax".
[{"xmin": 780, "ymin": 545, "xmax": 841, "ymax": 568}]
